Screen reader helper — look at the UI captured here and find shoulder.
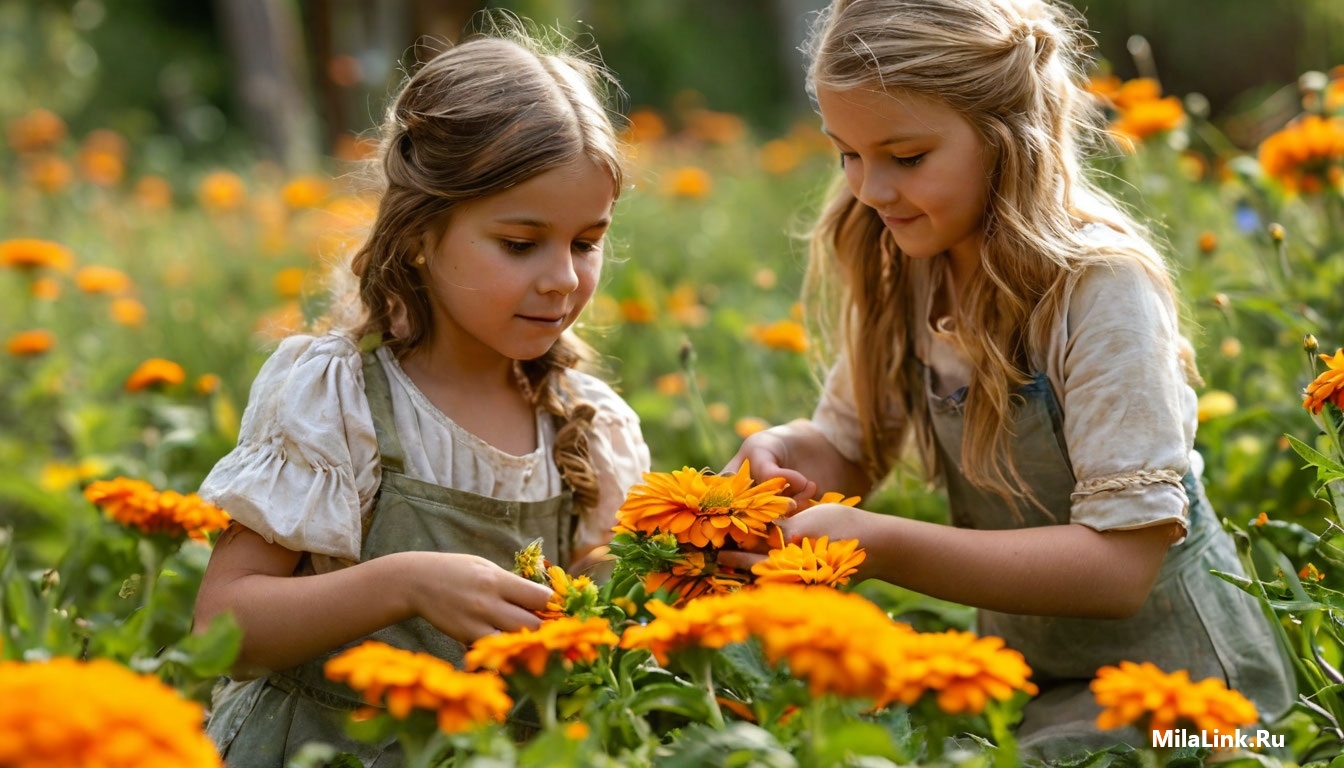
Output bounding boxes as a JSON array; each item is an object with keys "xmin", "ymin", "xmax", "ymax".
[
  {"xmin": 1063, "ymin": 230, "xmax": 1178, "ymax": 337},
  {"xmin": 251, "ymin": 333, "xmax": 364, "ymax": 390},
  {"xmin": 559, "ymin": 368, "xmax": 642, "ymax": 428}
]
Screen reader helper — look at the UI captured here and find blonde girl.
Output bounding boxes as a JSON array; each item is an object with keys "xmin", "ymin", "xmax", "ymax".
[
  {"xmin": 723, "ymin": 0, "xmax": 1293, "ymax": 757},
  {"xmin": 193, "ymin": 24, "xmax": 649, "ymax": 766}
]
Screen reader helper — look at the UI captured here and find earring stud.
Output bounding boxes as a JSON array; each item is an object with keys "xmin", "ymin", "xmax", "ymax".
[{"xmin": 414, "ymin": 254, "xmax": 426, "ymax": 266}]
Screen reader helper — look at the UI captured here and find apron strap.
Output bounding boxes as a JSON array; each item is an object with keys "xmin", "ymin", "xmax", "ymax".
[{"xmin": 361, "ymin": 350, "xmax": 407, "ymax": 475}]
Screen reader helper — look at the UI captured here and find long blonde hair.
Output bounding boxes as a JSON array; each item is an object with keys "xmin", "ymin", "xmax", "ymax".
[
  {"xmin": 339, "ymin": 22, "xmax": 625, "ymax": 513},
  {"xmin": 804, "ymin": 0, "xmax": 1183, "ymax": 507}
]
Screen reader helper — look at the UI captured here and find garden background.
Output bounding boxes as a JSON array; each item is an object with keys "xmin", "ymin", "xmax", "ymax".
[{"xmin": 6, "ymin": 0, "xmax": 1344, "ymax": 765}]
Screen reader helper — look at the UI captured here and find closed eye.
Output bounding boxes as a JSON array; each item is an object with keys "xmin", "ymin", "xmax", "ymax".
[
  {"xmin": 894, "ymin": 153, "xmax": 925, "ymax": 167},
  {"xmin": 501, "ymin": 239, "xmax": 535, "ymax": 255},
  {"xmin": 573, "ymin": 239, "xmax": 603, "ymax": 254},
  {"xmin": 838, "ymin": 151, "xmax": 859, "ymax": 167}
]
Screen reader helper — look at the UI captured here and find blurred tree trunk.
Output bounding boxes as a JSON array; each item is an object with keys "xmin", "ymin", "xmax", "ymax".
[{"xmin": 215, "ymin": 0, "xmax": 320, "ymax": 171}]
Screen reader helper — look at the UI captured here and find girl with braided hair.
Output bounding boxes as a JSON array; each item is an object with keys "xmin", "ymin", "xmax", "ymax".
[
  {"xmin": 720, "ymin": 0, "xmax": 1293, "ymax": 757},
  {"xmin": 192, "ymin": 21, "xmax": 648, "ymax": 765}
]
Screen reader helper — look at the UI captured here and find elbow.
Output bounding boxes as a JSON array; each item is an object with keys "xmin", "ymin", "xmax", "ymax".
[{"xmin": 1087, "ymin": 578, "xmax": 1157, "ymax": 620}]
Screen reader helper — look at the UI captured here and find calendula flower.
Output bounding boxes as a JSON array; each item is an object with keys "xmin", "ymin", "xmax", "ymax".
[
  {"xmin": 749, "ymin": 319, "xmax": 808, "ymax": 353},
  {"xmin": 539, "ymin": 565, "xmax": 599, "ymax": 619},
  {"xmin": 110, "ymin": 297, "xmax": 148, "ymax": 326},
  {"xmin": 887, "ymin": 629, "xmax": 1038, "ymax": 715},
  {"xmin": 684, "ymin": 108, "xmax": 745, "ymax": 145},
  {"xmin": 84, "ymin": 477, "xmax": 231, "ymax": 541},
  {"xmin": 465, "ymin": 616, "xmax": 619, "ymax": 677},
  {"xmin": 324, "ymin": 641, "xmax": 511, "ymax": 734},
  {"xmin": 1196, "ymin": 390, "xmax": 1237, "ymax": 422},
  {"xmin": 620, "ymin": 595, "xmax": 750, "ymax": 664},
  {"xmin": 615, "ymin": 460, "xmax": 792, "ymax": 550},
  {"xmin": 197, "ymin": 170, "xmax": 247, "ymax": 211},
  {"xmin": 134, "ymin": 175, "xmax": 174, "ymax": 210},
  {"xmin": 1257, "ymin": 115, "xmax": 1344, "ymax": 194},
  {"xmin": 5, "ymin": 108, "xmax": 66, "ymax": 153},
  {"xmin": 663, "ymin": 166, "xmax": 713, "ymax": 198},
  {"xmin": 1092, "ymin": 661, "xmax": 1257, "ymax": 736},
  {"xmin": 0, "ymin": 238, "xmax": 74, "ymax": 272},
  {"xmin": 125, "ymin": 358, "xmax": 186, "ymax": 391},
  {"xmin": 6, "ymin": 329, "xmax": 55, "ymax": 357},
  {"xmin": 74, "ymin": 264, "xmax": 133, "ymax": 295},
  {"xmin": 0, "ymin": 656, "xmax": 221, "ymax": 768},
  {"xmin": 281, "ymin": 175, "xmax": 330, "ymax": 209},
  {"xmin": 752, "ymin": 536, "xmax": 866, "ymax": 588},
  {"xmin": 622, "ymin": 109, "xmax": 667, "ymax": 144},
  {"xmin": 1304, "ymin": 349, "xmax": 1344, "ymax": 414},
  {"xmin": 644, "ymin": 555, "xmax": 751, "ymax": 606}
]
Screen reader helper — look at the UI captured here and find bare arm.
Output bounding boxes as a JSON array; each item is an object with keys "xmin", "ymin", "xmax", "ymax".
[
  {"xmin": 721, "ymin": 503, "xmax": 1178, "ymax": 619},
  {"xmin": 193, "ymin": 523, "xmax": 553, "ymax": 677},
  {"xmin": 723, "ymin": 418, "xmax": 871, "ymax": 501}
]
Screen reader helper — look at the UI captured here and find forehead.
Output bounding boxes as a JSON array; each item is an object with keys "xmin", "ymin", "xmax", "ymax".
[{"xmin": 815, "ymin": 85, "xmax": 973, "ymax": 144}]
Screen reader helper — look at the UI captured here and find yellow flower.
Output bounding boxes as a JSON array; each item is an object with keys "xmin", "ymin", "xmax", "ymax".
[
  {"xmin": 1091, "ymin": 661, "xmax": 1258, "ymax": 736},
  {"xmin": 281, "ymin": 175, "xmax": 330, "ymax": 209},
  {"xmin": 75, "ymin": 264, "xmax": 133, "ymax": 295},
  {"xmin": 1196, "ymin": 390, "xmax": 1237, "ymax": 422},
  {"xmin": 538, "ymin": 564, "xmax": 598, "ymax": 619},
  {"xmin": 1304, "ymin": 349, "xmax": 1344, "ymax": 415},
  {"xmin": 0, "ymin": 656, "xmax": 221, "ymax": 768},
  {"xmin": 752, "ymin": 536, "xmax": 866, "ymax": 588},
  {"xmin": 749, "ymin": 319, "xmax": 808, "ymax": 353},
  {"xmin": 465, "ymin": 616, "xmax": 619, "ymax": 677},
  {"xmin": 6, "ymin": 329, "xmax": 55, "ymax": 357},
  {"xmin": 84, "ymin": 477, "xmax": 232, "ymax": 541},
  {"xmin": 615, "ymin": 460, "xmax": 793, "ymax": 550},
  {"xmin": 887, "ymin": 629, "xmax": 1038, "ymax": 715},
  {"xmin": 0, "ymin": 238, "xmax": 74, "ymax": 272},
  {"xmin": 324, "ymin": 641, "xmax": 512, "ymax": 734},
  {"xmin": 1300, "ymin": 562, "xmax": 1324, "ymax": 582},
  {"xmin": 619, "ymin": 595, "xmax": 750, "ymax": 664},
  {"xmin": 125, "ymin": 358, "xmax": 186, "ymax": 391}
]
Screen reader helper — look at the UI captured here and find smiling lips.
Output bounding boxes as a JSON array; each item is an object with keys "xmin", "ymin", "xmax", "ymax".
[
  {"xmin": 518, "ymin": 313, "xmax": 566, "ymax": 325},
  {"xmin": 882, "ymin": 213, "xmax": 922, "ymax": 229}
]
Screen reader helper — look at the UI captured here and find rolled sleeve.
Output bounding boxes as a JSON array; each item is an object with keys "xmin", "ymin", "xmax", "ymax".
[
  {"xmin": 1056, "ymin": 261, "xmax": 1193, "ymax": 534},
  {"xmin": 198, "ymin": 334, "xmax": 379, "ymax": 560}
]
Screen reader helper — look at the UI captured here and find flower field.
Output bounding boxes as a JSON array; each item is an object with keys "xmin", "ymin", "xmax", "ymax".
[{"xmin": 4, "ymin": 62, "xmax": 1344, "ymax": 766}]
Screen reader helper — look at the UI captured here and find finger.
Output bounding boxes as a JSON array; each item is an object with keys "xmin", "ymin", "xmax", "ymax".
[
  {"xmin": 716, "ymin": 550, "xmax": 766, "ymax": 571},
  {"xmin": 500, "ymin": 572, "xmax": 556, "ymax": 609},
  {"xmin": 493, "ymin": 603, "xmax": 544, "ymax": 633},
  {"xmin": 721, "ymin": 453, "xmax": 747, "ymax": 475}
]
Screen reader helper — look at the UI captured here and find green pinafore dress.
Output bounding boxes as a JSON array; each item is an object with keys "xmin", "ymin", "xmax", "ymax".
[
  {"xmin": 923, "ymin": 366, "xmax": 1295, "ymax": 761},
  {"xmin": 206, "ymin": 352, "xmax": 575, "ymax": 767}
]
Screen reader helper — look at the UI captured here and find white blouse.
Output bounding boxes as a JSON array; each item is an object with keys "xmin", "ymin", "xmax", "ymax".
[
  {"xmin": 814, "ymin": 226, "xmax": 1199, "ymax": 534},
  {"xmin": 199, "ymin": 333, "xmax": 651, "ymax": 565}
]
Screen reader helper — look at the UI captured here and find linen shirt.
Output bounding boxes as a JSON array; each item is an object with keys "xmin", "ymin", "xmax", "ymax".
[
  {"xmin": 199, "ymin": 333, "xmax": 651, "ymax": 569},
  {"xmin": 814, "ymin": 228, "xmax": 1199, "ymax": 534}
]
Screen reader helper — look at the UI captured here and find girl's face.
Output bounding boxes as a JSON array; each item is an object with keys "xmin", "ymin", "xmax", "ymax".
[
  {"xmin": 816, "ymin": 85, "xmax": 995, "ymax": 277},
  {"xmin": 420, "ymin": 156, "xmax": 614, "ymax": 366}
]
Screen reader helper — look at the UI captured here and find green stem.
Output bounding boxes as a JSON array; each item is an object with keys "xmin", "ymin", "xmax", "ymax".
[{"xmin": 686, "ymin": 650, "xmax": 725, "ymax": 729}]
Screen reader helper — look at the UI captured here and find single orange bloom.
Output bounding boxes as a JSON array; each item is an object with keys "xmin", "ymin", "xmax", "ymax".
[
  {"xmin": 134, "ymin": 176, "xmax": 174, "ymax": 210},
  {"xmin": 750, "ymin": 319, "xmax": 808, "ymax": 353},
  {"xmin": 465, "ymin": 616, "xmax": 618, "ymax": 677},
  {"xmin": 125, "ymin": 358, "xmax": 186, "ymax": 392},
  {"xmin": 78, "ymin": 147, "xmax": 125, "ymax": 186},
  {"xmin": 273, "ymin": 267, "xmax": 307, "ymax": 299},
  {"xmin": 281, "ymin": 175, "xmax": 331, "ymax": 209},
  {"xmin": 1197, "ymin": 231, "xmax": 1217, "ymax": 253},
  {"xmin": 759, "ymin": 138, "xmax": 802, "ymax": 175},
  {"xmin": 684, "ymin": 108, "xmax": 745, "ymax": 145},
  {"xmin": 74, "ymin": 265, "xmax": 133, "ymax": 295},
  {"xmin": 84, "ymin": 477, "xmax": 231, "ymax": 541},
  {"xmin": 195, "ymin": 374, "xmax": 222, "ymax": 395},
  {"xmin": 30, "ymin": 276, "xmax": 61, "ymax": 301},
  {"xmin": 325, "ymin": 641, "xmax": 512, "ymax": 734},
  {"xmin": 622, "ymin": 108, "xmax": 667, "ymax": 144},
  {"xmin": 24, "ymin": 154, "xmax": 73, "ymax": 193},
  {"xmin": 0, "ymin": 238, "xmax": 74, "ymax": 272},
  {"xmin": 197, "ymin": 170, "xmax": 247, "ymax": 211},
  {"xmin": 1110, "ymin": 96, "xmax": 1185, "ymax": 143},
  {"xmin": 618, "ymin": 297, "xmax": 656, "ymax": 323},
  {"xmin": 110, "ymin": 297, "xmax": 148, "ymax": 327},
  {"xmin": 615, "ymin": 460, "xmax": 793, "ymax": 550},
  {"xmin": 663, "ymin": 166, "xmax": 713, "ymax": 199},
  {"xmin": 751, "ymin": 536, "xmax": 866, "ymax": 588},
  {"xmin": 619, "ymin": 595, "xmax": 750, "ymax": 665},
  {"xmin": 886, "ymin": 629, "xmax": 1038, "ymax": 715},
  {"xmin": 1092, "ymin": 661, "xmax": 1257, "ymax": 737},
  {"xmin": 5, "ymin": 108, "xmax": 67, "ymax": 153},
  {"xmin": 1304, "ymin": 349, "xmax": 1344, "ymax": 415},
  {"xmin": 734, "ymin": 416, "xmax": 769, "ymax": 439},
  {"xmin": 6, "ymin": 329, "xmax": 55, "ymax": 356}
]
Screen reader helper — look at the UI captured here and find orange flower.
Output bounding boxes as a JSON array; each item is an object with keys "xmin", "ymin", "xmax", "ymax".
[
  {"xmin": 197, "ymin": 170, "xmax": 247, "ymax": 211},
  {"xmin": 615, "ymin": 460, "xmax": 792, "ymax": 550},
  {"xmin": 0, "ymin": 238, "xmax": 74, "ymax": 272},
  {"xmin": 622, "ymin": 108, "xmax": 667, "ymax": 144},
  {"xmin": 619, "ymin": 595, "xmax": 750, "ymax": 664},
  {"xmin": 195, "ymin": 373, "xmax": 222, "ymax": 395},
  {"xmin": 0, "ymin": 656, "xmax": 221, "ymax": 768},
  {"xmin": 134, "ymin": 175, "xmax": 174, "ymax": 210},
  {"xmin": 6, "ymin": 329, "xmax": 55, "ymax": 357},
  {"xmin": 1197, "ymin": 231, "xmax": 1217, "ymax": 253},
  {"xmin": 5, "ymin": 108, "xmax": 66, "ymax": 153},
  {"xmin": 1300, "ymin": 562, "xmax": 1324, "ymax": 582},
  {"xmin": 618, "ymin": 297, "xmax": 656, "ymax": 323},
  {"xmin": 538, "ymin": 565, "xmax": 599, "ymax": 619},
  {"xmin": 1092, "ymin": 661, "xmax": 1257, "ymax": 737},
  {"xmin": 281, "ymin": 175, "xmax": 331, "ymax": 210},
  {"xmin": 663, "ymin": 166, "xmax": 713, "ymax": 198},
  {"xmin": 74, "ymin": 265, "xmax": 133, "ymax": 295},
  {"xmin": 324, "ymin": 641, "xmax": 512, "ymax": 734},
  {"xmin": 125, "ymin": 358, "xmax": 186, "ymax": 391},
  {"xmin": 111, "ymin": 297, "xmax": 148, "ymax": 327},
  {"xmin": 759, "ymin": 138, "xmax": 803, "ymax": 175},
  {"xmin": 465, "ymin": 616, "xmax": 619, "ymax": 677},
  {"xmin": 886, "ymin": 629, "xmax": 1038, "ymax": 715},
  {"xmin": 84, "ymin": 477, "xmax": 232, "ymax": 541},
  {"xmin": 684, "ymin": 108, "xmax": 745, "ymax": 145},
  {"xmin": 30, "ymin": 276, "xmax": 60, "ymax": 301},
  {"xmin": 734, "ymin": 416, "xmax": 769, "ymax": 438},
  {"xmin": 24, "ymin": 154, "xmax": 73, "ymax": 192},
  {"xmin": 1110, "ymin": 96, "xmax": 1185, "ymax": 144},
  {"xmin": 644, "ymin": 551, "xmax": 751, "ymax": 606},
  {"xmin": 1304, "ymin": 349, "xmax": 1344, "ymax": 415},
  {"xmin": 752, "ymin": 536, "xmax": 866, "ymax": 588},
  {"xmin": 1257, "ymin": 115, "xmax": 1344, "ymax": 194},
  {"xmin": 749, "ymin": 319, "xmax": 808, "ymax": 353},
  {"xmin": 273, "ymin": 267, "xmax": 307, "ymax": 299}
]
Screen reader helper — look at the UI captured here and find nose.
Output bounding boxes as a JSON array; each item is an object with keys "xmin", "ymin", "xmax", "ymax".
[
  {"xmin": 854, "ymin": 161, "xmax": 898, "ymax": 211},
  {"xmin": 539, "ymin": 246, "xmax": 580, "ymax": 295}
]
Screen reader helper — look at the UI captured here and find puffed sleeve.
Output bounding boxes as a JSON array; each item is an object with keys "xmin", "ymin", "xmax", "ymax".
[
  {"xmin": 563, "ymin": 372, "xmax": 651, "ymax": 555},
  {"xmin": 1054, "ymin": 259, "xmax": 1194, "ymax": 533},
  {"xmin": 198, "ymin": 334, "xmax": 380, "ymax": 560}
]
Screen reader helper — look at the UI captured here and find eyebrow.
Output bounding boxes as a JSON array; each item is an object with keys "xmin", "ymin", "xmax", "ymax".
[
  {"xmin": 822, "ymin": 128, "xmax": 924, "ymax": 147},
  {"xmin": 495, "ymin": 216, "xmax": 612, "ymax": 230}
]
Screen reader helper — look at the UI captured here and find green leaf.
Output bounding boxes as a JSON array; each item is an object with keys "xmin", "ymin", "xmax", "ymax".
[
  {"xmin": 626, "ymin": 681, "xmax": 713, "ymax": 721},
  {"xmin": 654, "ymin": 722, "xmax": 798, "ymax": 768},
  {"xmin": 1286, "ymin": 435, "xmax": 1344, "ymax": 482}
]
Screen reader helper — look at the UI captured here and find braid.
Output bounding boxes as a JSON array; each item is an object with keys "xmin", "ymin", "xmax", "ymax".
[{"xmin": 518, "ymin": 338, "xmax": 602, "ymax": 513}]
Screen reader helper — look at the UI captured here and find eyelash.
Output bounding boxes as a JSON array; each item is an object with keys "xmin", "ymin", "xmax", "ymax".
[
  {"xmin": 500, "ymin": 239, "xmax": 602, "ymax": 255},
  {"xmin": 837, "ymin": 152, "xmax": 925, "ymax": 168}
]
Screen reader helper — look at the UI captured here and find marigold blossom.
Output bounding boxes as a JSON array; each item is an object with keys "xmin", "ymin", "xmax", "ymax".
[
  {"xmin": 75, "ymin": 264, "xmax": 133, "ymax": 295},
  {"xmin": 619, "ymin": 595, "xmax": 750, "ymax": 664},
  {"xmin": 0, "ymin": 238, "xmax": 74, "ymax": 272},
  {"xmin": 663, "ymin": 166, "xmax": 713, "ymax": 198},
  {"xmin": 84, "ymin": 477, "xmax": 231, "ymax": 541},
  {"xmin": 887, "ymin": 629, "xmax": 1039, "ymax": 715},
  {"xmin": 538, "ymin": 564, "xmax": 598, "ymax": 619},
  {"xmin": 6, "ymin": 329, "xmax": 55, "ymax": 357},
  {"xmin": 615, "ymin": 460, "xmax": 792, "ymax": 550},
  {"xmin": 0, "ymin": 656, "xmax": 221, "ymax": 768},
  {"xmin": 324, "ymin": 641, "xmax": 512, "ymax": 734},
  {"xmin": 465, "ymin": 616, "xmax": 619, "ymax": 677},
  {"xmin": 1257, "ymin": 115, "xmax": 1344, "ymax": 194},
  {"xmin": 5, "ymin": 108, "xmax": 67, "ymax": 153},
  {"xmin": 752, "ymin": 536, "xmax": 866, "ymax": 588},
  {"xmin": 111, "ymin": 297, "xmax": 148, "ymax": 327},
  {"xmin": 1304, "ymin": 349, "xmax": 1344, "ymax": 415},
  {"xmin": 1091, "ymin": 660, "xmax": 1257, "ymax": 736},
  {"xmin": 125, "ymin": 357, "xmax": 186, "ymax": 391},
  {"xmin": 749, "ymin": 319, "xmax": 808, "ymax": 353}
]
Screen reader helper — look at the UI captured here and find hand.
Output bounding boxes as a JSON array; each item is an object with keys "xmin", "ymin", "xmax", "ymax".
[
  {"xmin": 405, "ymin": 552, "xmax": 554, "ymax": 644},
  {"xmin": 723, "ymin": 427, "xmax": 819, "ymax": 502},
  {"xmin": 717, "ymin": 502, "xmax": 875, "ymax": 581}
]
